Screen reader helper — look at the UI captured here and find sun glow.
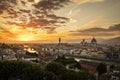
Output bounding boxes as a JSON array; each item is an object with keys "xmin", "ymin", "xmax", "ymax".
[
  {"xmin": 18, "ymin": 37, "xmax": 33, "ymax": 42},
  {"xmin": 24, "ymin": 38, "xmax": 29, "ymax": 42},
  {"xmin": 17, "ymin": 33, "xmax": 35, "ymax": 42}
]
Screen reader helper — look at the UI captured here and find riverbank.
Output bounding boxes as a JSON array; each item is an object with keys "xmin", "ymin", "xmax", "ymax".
[{"xmin": 65, "ymin": 54, "xmax": 120, "ymax": 65}]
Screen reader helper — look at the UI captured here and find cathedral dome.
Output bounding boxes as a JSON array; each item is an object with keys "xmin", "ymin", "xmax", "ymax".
[{"xmin": 91, "ymin": 37, "xmax": 97, "ymax": 44}]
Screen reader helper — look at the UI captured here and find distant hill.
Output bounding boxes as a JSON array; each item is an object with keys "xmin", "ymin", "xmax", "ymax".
[{"xmin": 103, "ymin": 37, "xmax": 120, "ymax": 45}]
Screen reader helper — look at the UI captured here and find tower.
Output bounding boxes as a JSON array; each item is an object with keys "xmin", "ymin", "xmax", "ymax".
[{"xmin": 59, "ymin": 37, "xmax": 61, "ymax": 45}]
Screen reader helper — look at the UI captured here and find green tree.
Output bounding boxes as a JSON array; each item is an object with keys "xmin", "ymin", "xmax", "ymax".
[
  {"xmin": 61, "ymin": 70, "xmax": 79, "ymax": 80},
  {"xmin": 55, "ymin": 56, "xmax": 81, "ymax": 69},
  {"xmin": 0, "ymin": 60, "xmax": 44, "ymax": 80},
  {"xmin": 0, "ymin": 60, "xmax": 95, "ymax": 80},
  {"xmin": 45, "ymin": 62, "xmax": 66, "ymax": 75},
  {"xmin": 96, "ymin": 63, "xmax": 107, "ymax": 76}
]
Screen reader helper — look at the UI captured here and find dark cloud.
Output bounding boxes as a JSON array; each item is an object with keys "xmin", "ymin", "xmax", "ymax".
[
  {"xmin": 0, "ymin": 0, "xmax": 17, "ymax": 14},
  {"xmin": 109, "ymin": 24, "xmax": 120, "ymax": 31},
  {"xmin": 0, "ymin": 0, "xmax": 70, "ymax": 33},
  {"xmin": 28, "ymin": 0, "xmax": 34, "ymax": 2},
  {"xmin": 34, "ymin": 0, "xmax": 70, "ymax": 10},
  {"xmin": 78, "ymin": 28, "xmax": 107, "ymax": 32},
  {"xmin": 44, "ymin": 27, "xmax": 57, "ymax": 34},
  {"xmin": 69, "ymin": 24, "xmax": 120, "ymax": 37},
  {"xmin": 70, "ymin": 32, "xmax": 116, "ymax": 36}
]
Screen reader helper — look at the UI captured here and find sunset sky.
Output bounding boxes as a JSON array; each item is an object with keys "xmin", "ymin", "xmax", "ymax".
[{"xmin": 0, "ymin": 0, "xmax": 120, "ymax": 43}]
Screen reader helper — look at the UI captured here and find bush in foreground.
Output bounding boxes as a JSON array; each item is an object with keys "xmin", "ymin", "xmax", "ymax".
[{"xmin": 0, "ymin": 60, "xmax": 95, "ymax": 80}]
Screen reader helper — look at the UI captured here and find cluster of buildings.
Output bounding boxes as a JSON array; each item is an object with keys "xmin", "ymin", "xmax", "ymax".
[
  {"xmin": 0, "ymin": 37, "xmax": 120, "ymax": 61},
  {"xmin": 0, "ymin": 37, "xmax": 120, "ymax": 80}
]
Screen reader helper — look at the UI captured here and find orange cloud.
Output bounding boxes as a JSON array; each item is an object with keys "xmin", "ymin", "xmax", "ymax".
[
  {"xmin": 80, "ymin": 17, "xmax": 101, "ymax": 30},
  {"xmin": 0, "ymin": 0, "xmax": 71, "ymax": 42}
]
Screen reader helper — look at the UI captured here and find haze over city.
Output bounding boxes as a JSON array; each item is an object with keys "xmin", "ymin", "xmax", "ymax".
[{"xmin": 0, "ymin": 0, "xmax": 120, "ymax": 43}]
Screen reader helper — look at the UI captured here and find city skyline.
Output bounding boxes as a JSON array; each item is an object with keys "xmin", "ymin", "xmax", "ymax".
[{"xmin": 0, "ymin": 0, "xmax": 120, "ymax": 43}]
